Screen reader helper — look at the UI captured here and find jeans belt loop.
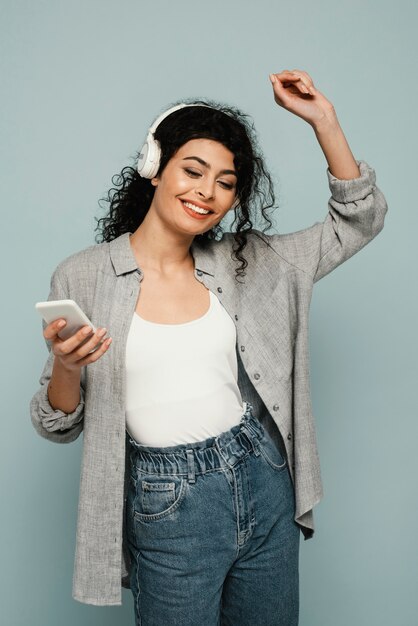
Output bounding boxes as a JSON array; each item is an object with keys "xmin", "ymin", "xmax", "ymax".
[
  {"xmin": 241, "ymin": 424, "xmax": 261, "ymax": 457},
  {"xmin": 186, "ymin": 449, "xmax": 196, "ymax": 484}
]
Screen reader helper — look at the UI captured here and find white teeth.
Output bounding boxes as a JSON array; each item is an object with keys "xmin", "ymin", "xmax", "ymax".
[{"xmin": 183, "ymin": 201, "xmax": 210, "ymax": 214}]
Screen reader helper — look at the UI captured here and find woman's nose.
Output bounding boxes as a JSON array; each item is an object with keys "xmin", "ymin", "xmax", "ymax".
[{"xmin": 195, "ymin": 179, "xmax": 215, "ymax": 199}]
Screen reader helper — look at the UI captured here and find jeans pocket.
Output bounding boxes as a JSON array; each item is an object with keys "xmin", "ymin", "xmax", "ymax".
[
  {"xmin": 132, "ymin": 473, "xmax": 187, "ymax": 523},
  {"xmin": 258, "ymin": 432, "xmax": 288, "ymax": 473}
]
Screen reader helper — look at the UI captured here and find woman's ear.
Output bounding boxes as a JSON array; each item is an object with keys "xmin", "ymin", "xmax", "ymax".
[{"xmin": 151, "ymin": 176, "xmax": 159, "ymax": 187}]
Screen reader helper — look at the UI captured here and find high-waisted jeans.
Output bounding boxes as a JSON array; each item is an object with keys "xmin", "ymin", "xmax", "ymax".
[{"xmin": 125, "ymin": 401, "xmax": 300, "ymax": 626}]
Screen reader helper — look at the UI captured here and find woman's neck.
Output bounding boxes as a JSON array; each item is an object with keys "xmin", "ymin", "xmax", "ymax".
[{"xmin": 129, "ymin": 226, "xmax": 195, "ymax": 276}]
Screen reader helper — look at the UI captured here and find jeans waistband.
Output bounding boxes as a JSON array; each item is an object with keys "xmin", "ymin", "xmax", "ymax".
[{"xmin": 126, "ymin": 402, "xmax": 265, "ymax": 483}]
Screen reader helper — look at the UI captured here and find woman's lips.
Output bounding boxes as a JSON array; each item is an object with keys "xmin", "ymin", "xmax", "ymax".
[{"xmin": 180, "ymin": 200, "xmax": 212, "ymax": 220}]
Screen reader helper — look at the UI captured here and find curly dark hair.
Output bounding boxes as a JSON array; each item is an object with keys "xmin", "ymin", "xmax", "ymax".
[{"xmin": 94, "ymin": 97, "xmax": 278, "ymax": 281}]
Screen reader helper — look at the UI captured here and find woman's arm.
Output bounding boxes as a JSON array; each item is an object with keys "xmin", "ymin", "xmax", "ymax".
[
  {"xmin": 313, "ymin": 114, "xmax": 361, "ymax": 180},
  {"xmin": 48, "ymin": 347, "xmax": 82, "ymax": 414},
  {"xmin": 30, "ymin": 266, "xmax": 86, "ymax": 444},
  {"xmin": 30, "ymin": 349, "xmax": 85, "ymax": 444},
  {"xmin": 263, "ymin": 69, "xmax": 388, "ymax": 282},
  {"xmin": 31, "ymin": 264, "xmax": 112, "ymax": 443},
  {"xmin": 269, "ymin": 68, "xmax": 360, "ymax": 179}
]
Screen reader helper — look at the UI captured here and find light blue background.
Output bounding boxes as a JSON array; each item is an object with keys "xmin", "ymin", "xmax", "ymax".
[{"xmin": 2, "ymin": 0, "xmax": 416, "ymax": 624}]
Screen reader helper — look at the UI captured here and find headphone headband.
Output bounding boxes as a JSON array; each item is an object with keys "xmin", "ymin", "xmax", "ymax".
[{"xmin": 147, "ymin": 103, "xmax": 213, "ymax": 135}]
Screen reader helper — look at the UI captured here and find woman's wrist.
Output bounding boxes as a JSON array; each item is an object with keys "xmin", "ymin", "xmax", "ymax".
[
  {"xmin": 48, "ymin": 357, "xmax": 82, "ymax": 413},
  {"xmin": 53, "ymin": 355, "xmax": 80, "ymax": 375},
  {"xmin": 312, "ymin": 112, "xmax": 361, "ymax": 180},
  {"xmin": 311, "ymin": 106, "xmax": 339, "ymax": 134}
]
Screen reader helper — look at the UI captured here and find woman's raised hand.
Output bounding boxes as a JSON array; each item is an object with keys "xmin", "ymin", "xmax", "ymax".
[
  {"xmin": 43, "ymin": 319, "xmax": 112, "ymax": 372},
  {"xmin": 269, "ymin": 69, "xmax": 336, "ymax": 129}
]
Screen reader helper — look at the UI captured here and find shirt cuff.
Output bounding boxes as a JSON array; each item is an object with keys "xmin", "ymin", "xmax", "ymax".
[
  {"xmin": 31, "ymin": 383, "xmax": 85, "ymax": 433},
  {"xmin": 326, "ymin": 159, "xmax": 376, "ymax": 204}
]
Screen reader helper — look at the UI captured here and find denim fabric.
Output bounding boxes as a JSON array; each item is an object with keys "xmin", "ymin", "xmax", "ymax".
[{"xmin": 125, "ymin": 402, "xmax": 300, "ymax": 626}]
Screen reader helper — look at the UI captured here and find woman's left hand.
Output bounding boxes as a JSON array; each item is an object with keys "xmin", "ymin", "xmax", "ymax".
[{"xmin": 269, "ymin": 69, "xmax": 337, "ymax": 129}]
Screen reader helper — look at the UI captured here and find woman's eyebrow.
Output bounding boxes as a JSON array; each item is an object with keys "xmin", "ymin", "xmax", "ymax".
[{"xmin": 182, "ymin": 156, "xmax": 237, "ymax": 177}]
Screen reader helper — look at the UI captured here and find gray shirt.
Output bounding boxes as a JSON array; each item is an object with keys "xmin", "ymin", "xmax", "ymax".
[{"xmin": 30, "ymin": 159, "xmax": 388, "ymax": 605}]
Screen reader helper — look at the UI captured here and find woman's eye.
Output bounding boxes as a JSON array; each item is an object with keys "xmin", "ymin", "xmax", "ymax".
[
  {"xmin": 184, "ymin": 168, "xmax": 234, "ymax": 190},
  {"xmin": 184, "ymin": 168, "xmax": 200, "ymax": 178}
]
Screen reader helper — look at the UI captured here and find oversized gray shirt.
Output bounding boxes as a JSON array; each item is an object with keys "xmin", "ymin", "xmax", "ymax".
[{"xmin": 30, "ymin": 159, "xmax": 388, "ymax": 605}]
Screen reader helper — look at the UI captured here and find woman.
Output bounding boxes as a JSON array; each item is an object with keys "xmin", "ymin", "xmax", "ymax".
[{"xmin": 30, "ymin": 69, "xmax": 388, "ymax": 624}]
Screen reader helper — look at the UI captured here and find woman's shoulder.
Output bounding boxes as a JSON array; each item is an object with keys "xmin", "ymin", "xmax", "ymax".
[
  {"xmin": 213, "ymin": 228, "xmax": 322, "ymax": 277},
  {"xmin": 216, "ymin": 228, "xmax": 296, "ymax": 255},
  {"xmin": 52, "ymin": 239, "xmax": 111, "ymax": 282}
]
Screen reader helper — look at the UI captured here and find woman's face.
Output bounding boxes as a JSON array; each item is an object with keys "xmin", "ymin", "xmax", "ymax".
[{"xmin": 149, "ymin": 138, "xmax": 238, "ymax": 236}]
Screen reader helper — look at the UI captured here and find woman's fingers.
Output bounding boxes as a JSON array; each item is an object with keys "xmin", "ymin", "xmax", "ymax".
[
  {"xmin": 270, "ymin": 70, "xmax": 315, "ymax": 95},
  {"xmin": 51, "ymin": 324, "xmax": 92, "ymax": 355},
  {"xmin": 43, "ymin": 318, "xmax": 112, "ymax": 370},
  {"xmin": 43, "ymin": 318, "xmax": 67, "ymax": 341},
  {"xmin": 270, "ymin": 75, "xmax": 309, "ymax": 94},
  {"xmin": 268, "ymin": 68, "xmax": 334, "ymax": 127},
  {"xmin": 288, "ymin": 69, "xmax": 315, "ymax": 87},
  {"xmin": 42, "ymin": 318, "xmax": 112, "ymax": 377},
  {"xmin": 74, "ymin": 336, "xmax": 112, "ymax": 367},
  {"xmin": 56, "ymin": 326, "xmax": 109, "ymax": 358},
  {"xmin": 75, "ymin": 327, "xmax": 111, "ymax": 360}
]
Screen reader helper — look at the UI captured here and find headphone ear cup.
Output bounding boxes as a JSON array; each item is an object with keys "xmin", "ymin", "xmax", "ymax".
[
  {"xmin": 137, "ymin": 137, "xmax": 162, "ymax": 179},
  {"xmin": 137, "ymin": 103, "xmax": 217, "ymax": 179}
]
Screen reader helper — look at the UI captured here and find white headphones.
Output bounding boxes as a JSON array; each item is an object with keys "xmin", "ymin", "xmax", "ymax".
[{"xmin": 137, "ymin": 103, "xmax": 214, "ymax": 179}]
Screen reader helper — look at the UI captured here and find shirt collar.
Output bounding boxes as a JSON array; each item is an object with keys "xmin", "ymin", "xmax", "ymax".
[{"xmin": 109, "ymin": 231, "xmax": 215, "ymax": 277}]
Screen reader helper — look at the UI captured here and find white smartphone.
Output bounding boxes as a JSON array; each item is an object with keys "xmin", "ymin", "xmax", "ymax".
[{"xmin": 35, "ymin": 299, "xmax": 103, "ymax": 352}]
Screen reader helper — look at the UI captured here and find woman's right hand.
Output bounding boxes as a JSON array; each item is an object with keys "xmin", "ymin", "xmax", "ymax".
[{"xmin": 43, "ymin": 319, "xmax": 112, "ymax": 372}]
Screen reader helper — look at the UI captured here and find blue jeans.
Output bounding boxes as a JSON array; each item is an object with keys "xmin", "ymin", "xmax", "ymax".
[{"xmin": 125, "ymin": 401, "xmax": 300, "ymax": 626}]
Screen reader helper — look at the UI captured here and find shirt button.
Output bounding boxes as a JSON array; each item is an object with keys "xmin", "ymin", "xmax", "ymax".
[
  {"xmin": 273, "ymin": 404, "xmax": 279, "ymax": 411},
  {"xmin": 287, "ymin": 433, "xmax": 292, "ymax": 440},
  {"xmin": 240, "ymin": 345, "xmax": 245, "ymax": 352},
  {"xmin": 196, "ymin": 270, "xmax": 203, "ymax": 276},
  {"xmin": 254, "ymin": 372, "xmax": 260, "ymax": 380},
  {"xmin": 217, "ymin": 287, "xmax": 222, "ymax": 293}
]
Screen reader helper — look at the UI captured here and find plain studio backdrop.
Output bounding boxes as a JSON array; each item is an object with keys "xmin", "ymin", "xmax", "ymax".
[{"xmin": 1, "ymin": 1, "xmax": 416, "ymax": 624}]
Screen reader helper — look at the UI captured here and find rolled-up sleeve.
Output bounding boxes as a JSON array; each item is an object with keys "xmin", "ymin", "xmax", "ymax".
[
  {"xmin": 311, "ymin": 159, "xmax": 388, "ymax": 283},
  {"xmin": 30, "ymin": 266, "xmax": 85, "ymax": 444},
  {"xmin": 253, "ymin": 160, "xmax": 388, "ymax": 283}
]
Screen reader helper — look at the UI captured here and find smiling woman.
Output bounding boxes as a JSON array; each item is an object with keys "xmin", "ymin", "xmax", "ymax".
[
  {"xmin": 145, "ymin": 139, "xmax": 238, "ymax": 234},
  {"xmin": 94, "ymin": 99, "xmax": 277, "ymax": 280},
  {"xmin": 30, "ymin": 85, "xmax": 388, "ymax": 623}
]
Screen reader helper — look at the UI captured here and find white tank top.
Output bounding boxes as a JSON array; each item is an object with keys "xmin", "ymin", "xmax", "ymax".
[{"xmin": 125, "ymin": 289, "xmax": 246, "ymax": 446}]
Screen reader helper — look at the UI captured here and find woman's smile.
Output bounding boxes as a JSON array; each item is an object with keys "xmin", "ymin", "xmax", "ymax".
[{"xmin": 180, "ymin": 199, "xmax": 214, "ymax": 219}]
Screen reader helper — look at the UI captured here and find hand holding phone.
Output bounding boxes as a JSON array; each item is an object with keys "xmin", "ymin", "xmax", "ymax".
[{"xmin": 35, "ymin": 299, "xmax": 112, "ymax": 370}]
